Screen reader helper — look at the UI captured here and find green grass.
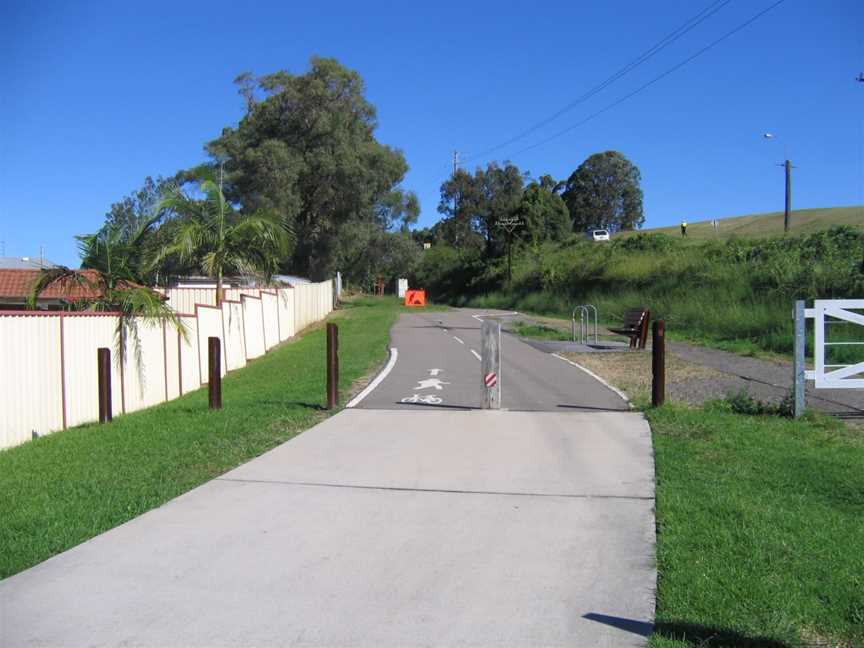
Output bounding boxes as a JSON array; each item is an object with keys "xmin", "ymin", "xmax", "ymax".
[
  {"xmin": 647, "ymin": 404, "xmax": 864, "ymax": 647},
  {"xmin": 0, "ymin": 296, "xmax": 411, "ymax": 579},
  {"xmin": 508, "ymin": 321, "xmax": 572, "ymax": 341},
  {"xmin": 620, "ymin": 205, "xmax": 864, "ymax": 242},
  {"xmin": 458, "ymin": 224, "xmax": 864, "ymax": 361}
]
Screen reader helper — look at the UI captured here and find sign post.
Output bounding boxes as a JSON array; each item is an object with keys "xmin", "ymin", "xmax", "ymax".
[
  {"xmin": 481, "ymin": 319, "xmax": 501, "ymax": 409},
  {"xmin": 496, "ymin": 216, "xmax": 523, "ymax": 284}
]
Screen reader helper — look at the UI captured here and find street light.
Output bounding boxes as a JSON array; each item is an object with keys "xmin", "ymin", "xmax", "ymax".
[{"xmin": 763, "ymin": 132, "xmax": 793, "ymax": 233}]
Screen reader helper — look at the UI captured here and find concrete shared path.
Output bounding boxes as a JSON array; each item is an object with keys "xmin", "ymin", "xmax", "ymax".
[
  {"xmin": 355, "ymin": 309, "xmax": 629, "ymax": 411},
  {"xmin": 1, "ymin": 309, "xmax": 656, "ymax": 647}
]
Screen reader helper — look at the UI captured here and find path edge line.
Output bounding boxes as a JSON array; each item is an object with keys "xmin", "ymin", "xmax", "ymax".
[{"xmin": 346, "ymin": 348, "xmax": 398, "ymax": 408}]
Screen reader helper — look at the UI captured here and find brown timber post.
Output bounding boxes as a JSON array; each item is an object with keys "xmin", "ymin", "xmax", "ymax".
[
  {"xmin": 652, "ymin": 320, "xmax": 666, "ymax": 407},
  {"xmin": 208, "ymin": 337, "xmax": 222, "ymax": 410},
  {"xmin": 327, "ymin": 323, "xmax": 339, "ymax": 409},
  {"xmin": 98, "ymin": 347, "xmax": 112, "ymax": 423}
]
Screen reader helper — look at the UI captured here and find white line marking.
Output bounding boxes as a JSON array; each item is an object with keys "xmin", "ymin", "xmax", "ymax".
[
  {"xmin": 346, "ymin": 348, "xmax": 398, "ymax": 408},
  {"xmin": 470, "ymin": 349, "xmax": 481, "ymax": 361},
  {"xmin": 473, "ymin": 311, "xmax": 518, "ymax": 322},
  {"xmin": 453, "ymin": 336, "xmax": 464, "ymax": 344},
  {"xmin": 551, "ymin": 353, "xmax": 632, "ymax": 407}
]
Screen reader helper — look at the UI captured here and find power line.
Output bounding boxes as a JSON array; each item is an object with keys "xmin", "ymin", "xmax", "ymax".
[
  {"xmin": 504, "ymin": 0, "xmax": 787, "ymax": 160},
  {"xmin": 461, "ymin": 0, "xmax": 732, "ymax": 164}
]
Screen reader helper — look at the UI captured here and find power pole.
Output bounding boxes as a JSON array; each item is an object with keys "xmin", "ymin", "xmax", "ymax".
[
  {"xmin": 783, "ymin": 159, "xmax": 792, "ymax": 233},
  {"xmin": 452, "ymin": 150, "xmax": 459, "ymax": 176}
]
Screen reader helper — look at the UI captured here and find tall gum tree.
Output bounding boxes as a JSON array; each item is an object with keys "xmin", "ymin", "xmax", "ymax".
[
  {"xmin": 562, "ymin": 151, "xmax": 644, "ymax": 233},
  {"xmin": 206, "ymin": 57, "xmax": 416, "ymax": 280}
]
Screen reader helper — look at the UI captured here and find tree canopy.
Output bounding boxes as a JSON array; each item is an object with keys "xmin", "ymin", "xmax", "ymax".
[
  {"xmin": 561, "ymin": 151, "xmax": 644, "ymax": 233},
  {"xmin": 435, "ymin": 162, "xmax": 526, "ymax": 256},
  {"xmin": 205, "ymin": 57, "xmax": 418, "ymax": 280},
  {"xmin": 513, "ymin": 175, "xmax": 570, "ymax": 246},
  {"xmin": 435, "ymin": 163, "xmax": 577, "ymax": 256}
]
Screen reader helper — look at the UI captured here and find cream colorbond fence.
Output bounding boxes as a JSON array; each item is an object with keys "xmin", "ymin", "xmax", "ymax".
[{"xmin": 0, "ymin": 280, "xmax": 333, "ymax": 450}]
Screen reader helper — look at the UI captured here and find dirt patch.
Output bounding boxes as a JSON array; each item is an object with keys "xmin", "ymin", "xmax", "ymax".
[{"xmin": 563, "ymin": 350, "xmax": 724, "ymax": 405}]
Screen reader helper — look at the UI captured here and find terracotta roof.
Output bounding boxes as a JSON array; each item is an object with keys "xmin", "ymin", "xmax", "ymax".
[{"xmin": 0, "ymin": 269, "xmax": 158, "ymax": 302}]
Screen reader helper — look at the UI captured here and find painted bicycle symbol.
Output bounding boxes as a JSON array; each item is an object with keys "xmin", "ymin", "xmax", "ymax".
[{"xmin": 400, "ymin": 394, "xmax": 443, "ymax": 404}]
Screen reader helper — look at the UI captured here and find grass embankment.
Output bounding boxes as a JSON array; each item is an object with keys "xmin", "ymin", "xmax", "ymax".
[
  {"xmin": 619, "ymin": 205, "xmax": 864, "ymax": 242},
  {"xmin": 565, "ymin": 347, "xmax": 864, "ymax": 646},
  {"xmin": 647, "ymin": 405, "xmax": 864, "ymax": 648},
  {"xmin": 0, "ymin": 296, "xmax": 406, "ymax": 579},
  {"xmin": 450, "ymin": 226, "xmax": 864, "ymax": 360}
]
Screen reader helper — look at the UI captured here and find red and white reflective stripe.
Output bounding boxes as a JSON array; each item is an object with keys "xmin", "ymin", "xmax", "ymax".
[{"xmin": 484, "ymin": 372, "xmax": 497, "ymax": 387}]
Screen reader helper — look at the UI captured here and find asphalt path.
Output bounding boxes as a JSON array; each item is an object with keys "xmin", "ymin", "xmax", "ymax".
[
  {"xmin": 1, "ymin": 308, "xmax": 655, "ymax": 648},
  {"xmin": 356, "ymin": 308, "xmax": 629, "ymax": 412}
]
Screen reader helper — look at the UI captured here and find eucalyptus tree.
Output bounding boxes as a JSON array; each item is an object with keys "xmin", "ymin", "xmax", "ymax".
[
  {"xmin": 562, "ymin": 151, "xmax": 644, "ymax": 233},
  {"xmin": 205, "ymin": 57, "xmax": 414, "ymax": 279}
]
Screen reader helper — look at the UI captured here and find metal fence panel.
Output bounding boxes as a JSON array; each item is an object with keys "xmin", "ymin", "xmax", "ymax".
[
  {"xmin": 122, "ymin": 319, "xmax": 168, "ymax": 414},
  {"xmin": 0, "ymin": 315, "xmax": 63, "ymax": 446},
  {"xmin": 0, "ymin": 280, "xmax": 335, "ymax": 449},
  {"xmin": 164, "ymin": 320, "xmax": 181, "ymax": 401},
  {"xmin": 196, "ymin": 306, "xmax": 225, "ymax": 384},
  {"xmin": 242, "ymin": 295, "xmax": 266, "ymax": 359},
  {"xmin": 161, "ymin": 288, "xmax": 216, "ymax": 314},
  {"xmin": 277, "ymin": 288, "xmax": 295, "ymax": 340},
  {"xmin": 261, "ymin": 291, "xmax": 279, "ymax": 349},
  {"xmin": 62, "ymin": 315, "xmax": 123, "ymax": 427},
  {"xmin": 178, "ymin": 315, "xmax": 200, "ymax": 394},
  {"xmin": 221, "ymin": 300, "xmax": 247, "ymax": 371}
]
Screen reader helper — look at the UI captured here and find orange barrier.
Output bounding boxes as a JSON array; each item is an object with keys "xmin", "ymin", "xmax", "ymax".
[{"xmin": 404, "ymin": 289, "xmax": 426, "ymax": 307}]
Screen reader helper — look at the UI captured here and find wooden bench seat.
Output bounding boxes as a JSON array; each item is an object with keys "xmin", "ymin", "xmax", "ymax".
[{"xmin": 608, "ymin": 307, "xmax": 651, "ymax": 349}]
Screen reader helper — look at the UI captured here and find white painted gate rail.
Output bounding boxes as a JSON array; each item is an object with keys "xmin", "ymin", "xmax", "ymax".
[{"xmin": 794, "ymin": 299, "xmax": 864, "ymax": 417}]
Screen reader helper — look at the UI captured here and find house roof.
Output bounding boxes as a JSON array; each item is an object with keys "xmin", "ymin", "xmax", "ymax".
[
  {"xmin": 0, "ymin": 269, "xmax": 157, "ymax": 302},
  {"xmin": 0, "ymin": 256, "xmax": 59, "ymax": 270}
]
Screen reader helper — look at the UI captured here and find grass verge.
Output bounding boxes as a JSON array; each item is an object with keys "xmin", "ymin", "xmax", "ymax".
[
  {"xmin": 0, "ymin": 296, "xmax": 407, "ymax": 579},
  {"xmin": 647, "ymin": 405, "xmax": 864, "ymax": 647},
  {"xmin": 560, "ymin": 343, "xmax": 863, "ymax": 645}
]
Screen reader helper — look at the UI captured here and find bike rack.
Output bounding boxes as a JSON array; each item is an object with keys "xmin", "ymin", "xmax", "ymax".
[{"xmin": 571, "ymin": 304, "xmax": 598, "ymax": 344}]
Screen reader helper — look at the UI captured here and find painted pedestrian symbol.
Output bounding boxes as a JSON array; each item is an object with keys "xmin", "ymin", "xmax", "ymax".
[
  {"xmin": 415, "ymin": 378, "xmax": 450, "ymax": 391},
  {"xmin": 428, "ymin": 368, "xmax": 442, "ymax": 376},
  {"xmin": 401, "ymin": 394, "xmax": 443, "ymax": 404}
]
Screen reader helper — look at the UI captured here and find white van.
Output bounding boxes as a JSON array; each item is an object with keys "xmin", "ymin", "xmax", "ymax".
[{"xmin": 588, "ymin": 229, "xmax": 610, "ymax": 242}]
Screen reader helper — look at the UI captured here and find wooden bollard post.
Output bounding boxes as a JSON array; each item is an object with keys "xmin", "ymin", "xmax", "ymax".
[
  {"xmin": 208, "ymin": 337, "xmax": 222, "ymax": 410},
  {"xmin": 481, "ymin": 319, "xmax": 501, "ymax": 409},
  {"xmin": 652, "ymin": 320, "xmax": 666, "ymax": 407},
  {"xmin": 97, "ymin": 347, "xmax": 112, "ymax": 423},
  {"xmin": 327, "ymin": 323, "xmax": 339, "ymax": 409}
]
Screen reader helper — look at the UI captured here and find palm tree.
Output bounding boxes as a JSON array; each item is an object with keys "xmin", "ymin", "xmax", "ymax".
[
  {"xmin": 28, "ymin": 218, "xmax": 187, "ymax": 377},
  {"xmin": 155, "ymin": 178, "xmax": 292, "ymax": 304}
]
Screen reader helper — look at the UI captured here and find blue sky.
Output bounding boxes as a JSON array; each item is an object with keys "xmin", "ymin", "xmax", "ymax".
[{"xmin": 1, "ymin": 0, "xmax": 862, "ymax": 267}]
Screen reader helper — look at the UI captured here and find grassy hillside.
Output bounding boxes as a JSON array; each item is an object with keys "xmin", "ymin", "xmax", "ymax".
[
  {"xmin": 620, "ymin": 205, "xmax": 863, "ymax": 241},
  {"xmin": 415, "ymin": 224, "xmax": 864, "ymax": 359}
]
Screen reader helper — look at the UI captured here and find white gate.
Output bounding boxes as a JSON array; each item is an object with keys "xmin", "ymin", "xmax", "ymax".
[{"xmin": 795, "ymin": 299, "xmax": 864, "ymax": 416}]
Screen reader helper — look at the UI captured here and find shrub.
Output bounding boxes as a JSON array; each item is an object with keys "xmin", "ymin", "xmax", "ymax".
[{"xmin": 725, "ymin": 388, "xmax": 794, "ymax": 418}]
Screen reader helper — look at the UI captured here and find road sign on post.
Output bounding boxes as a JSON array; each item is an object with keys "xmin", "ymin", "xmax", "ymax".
[{"xmin": 481, "ymin": 319, "xmax": 501, "ymax": 409}]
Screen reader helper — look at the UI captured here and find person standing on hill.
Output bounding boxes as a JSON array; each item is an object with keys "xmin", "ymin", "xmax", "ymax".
[{"xmin": 681, "ymin": 221, "xmax": 688, "ymax": 237}]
